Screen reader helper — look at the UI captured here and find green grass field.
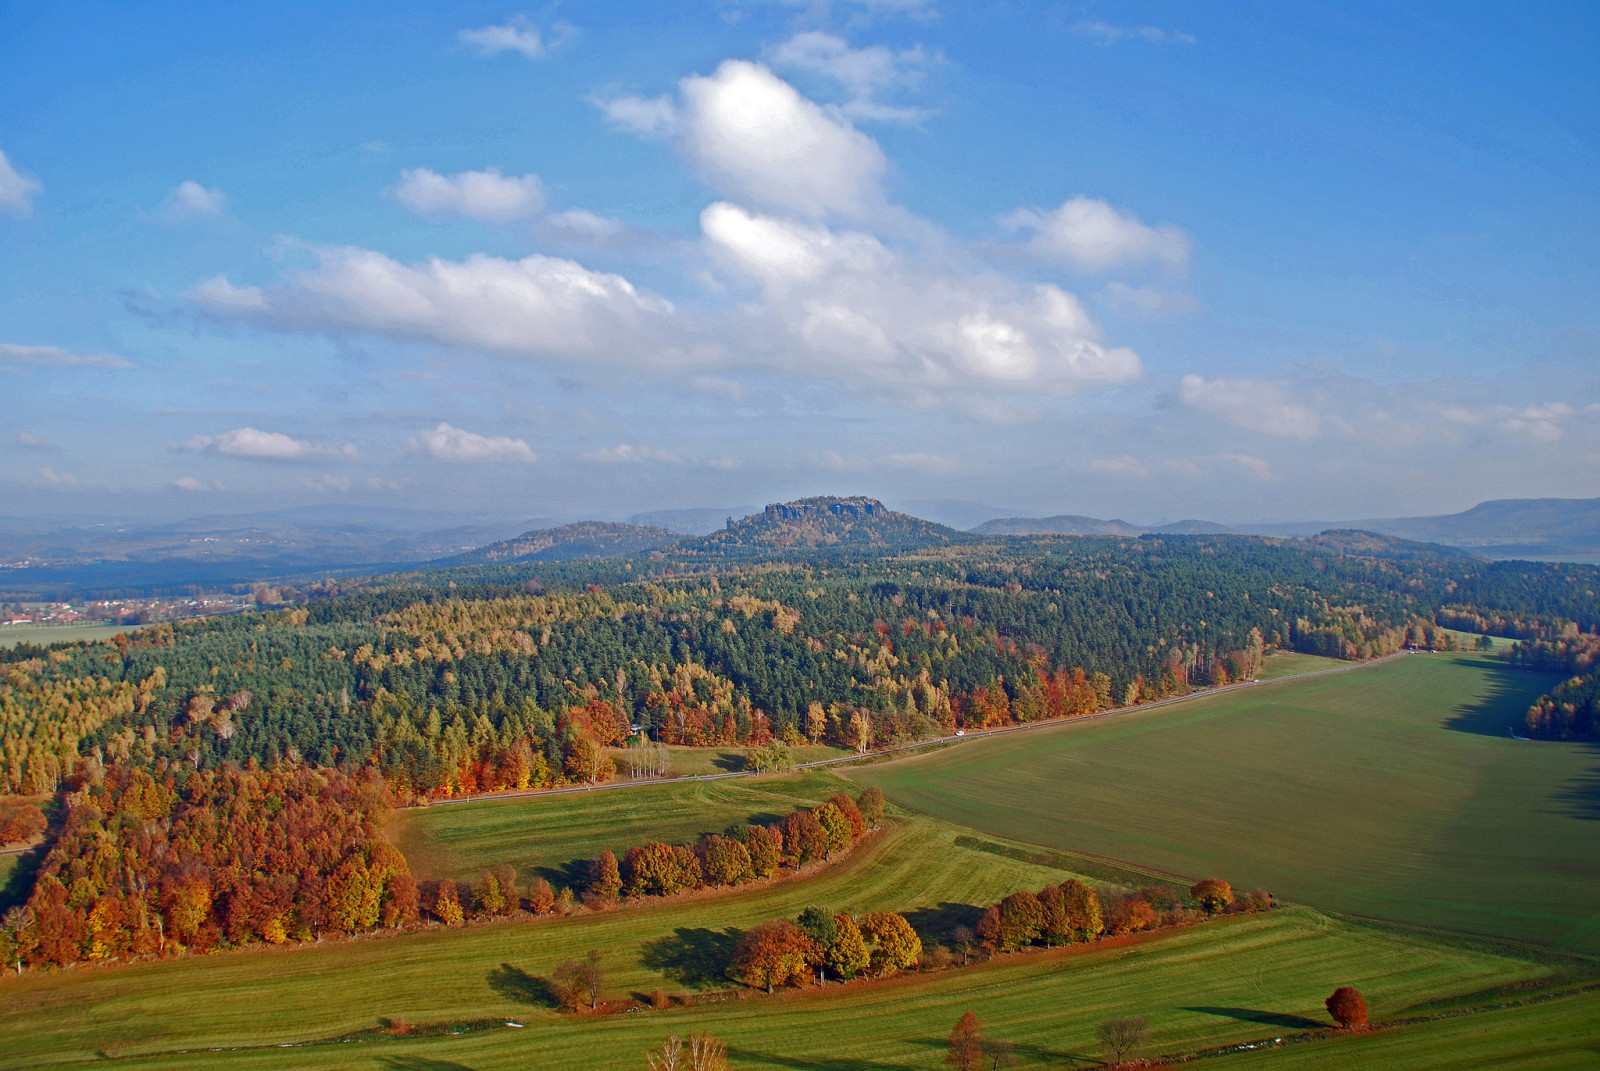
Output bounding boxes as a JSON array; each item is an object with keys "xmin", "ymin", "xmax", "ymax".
[
  {"xmin": 0, "ymin": 808, "xmax": 1562, "ymax": 1070},
  {"xmin": 1254, "ymin": 650, "xmax": 1349, "ymax": 679},
  {"xmin": 850, "ymin": 652, "xmax": 1600, "ymax": 953},
  {"xmin": 0, "ymin": 624, "xmax": 137, "ymax": 649},
  {"xmin": 391, "ymin": 769, "xmax": 855, "ymax": 883}
]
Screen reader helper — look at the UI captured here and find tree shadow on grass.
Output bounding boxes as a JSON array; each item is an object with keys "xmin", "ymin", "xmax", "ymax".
[
  {"xmin": 532, "ymin": 857, "xmax": 595, "ymax": 891},
  {"xmin": 379, "ymin": 1060, "xmax": 479, "ymax": 1071},
  {"xmin": 1552, "ymin": 753, "xmax": 1600, "ymax": 821},
  {"xmin": 905, "ymin": 1036, "xmax": 1097, "ymax": 1067},
  {"xmin": 0, "ymin": 847, "xmax": 43, "ymax": 913},
  {"xmin": 639, "ymin": 927, "xmax": 742, "ymax": 989},
  {"xmin": 1440, "ymin": 659, "xmax": 1556, "ymax": 738},
  {"xmin": 486, "ymin": 963, "xmax": 559, "ymax": 1007},
  {"xmin": 900, "ymin": 901, "xmax": 984, "ymax": 942},
  {"xmin": 1183, "ymin": 1006, "xmax": 1326, "ymax": 1030},
  {"xmin": 711, "ymin": 752, "xmax": 749, "ymax": 772}
]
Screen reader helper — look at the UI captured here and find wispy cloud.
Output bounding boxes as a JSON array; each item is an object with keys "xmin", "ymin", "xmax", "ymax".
[
  {"xmin": 182, "ymin": 427, "xmax": 354, "ymax": 460},
  {"xmin": 0, "ymin": 343, "xmax": 134, "ymax": 369},
  {"xmin": 1071, "ymin": 20, "xmax": 1197, "ymax": 47},
  {"xmin": 394, "ymin": 168, "xmax": 545, "ymax": 223},
  {"xmin": 154, "ymin": 180, "xmax": 227, "ymax": 221},
  {"xmin": 459, "ymin": 16, "xmax": 575, "ymax": 60},
  {"xmin": 0, "ymin": 149, "xmax": 41, "ymax": 215},
  {"xmin": 13, "ymin": 431, "xmax": 57, "ymax": 450},
  {"xmin": 767, "ymin": 32, "xmax": 937, "ymax": 123}
]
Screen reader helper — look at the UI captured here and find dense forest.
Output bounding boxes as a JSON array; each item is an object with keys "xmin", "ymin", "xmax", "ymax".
[{"xmin": 2, "ymin": 499, "xmax": 1597, "ymax": 798}]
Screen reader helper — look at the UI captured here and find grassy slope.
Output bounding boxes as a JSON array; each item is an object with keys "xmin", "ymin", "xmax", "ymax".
[
  {"xmin": 391, "ymin": 770, "xmax": 852, "ymax": 883},
  {"xmin": 850, "ymin": 653, "xmax": 1600, "ymax": 953},
  {"xmin": 1254, "ymin": 650, "xmax": 1348, "ymax": 679},
  {"xmin": 0, "ymin": 624, "xmax": 134, "ymax": 649},
  {"xmin": 0, "ymin": 898, "xmax": 1552, "ymax": 1070}
]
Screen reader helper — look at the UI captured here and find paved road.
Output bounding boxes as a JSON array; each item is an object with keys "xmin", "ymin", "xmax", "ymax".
[{"xmin": 419, "ymin": 651, "xmax": 1413, "ymax": 809}]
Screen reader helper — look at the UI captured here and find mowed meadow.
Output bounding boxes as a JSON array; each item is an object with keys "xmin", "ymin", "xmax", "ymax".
[
  {"xmin": 0, "ymin": 806, "xmax": 1571, "ymax": 1069},
  {"xmin": 851, "ymin": 652, "xmax": 1600, "ymax": 953}
]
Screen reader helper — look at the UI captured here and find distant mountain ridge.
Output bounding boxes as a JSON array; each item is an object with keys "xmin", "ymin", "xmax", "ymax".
[
  {"xmin": 445, "ymin": 521, "xmax": 682, "ymax": 564},
  {"xmin": 674, "ymin": 496, "xmax": 968, "ymax": 558}
]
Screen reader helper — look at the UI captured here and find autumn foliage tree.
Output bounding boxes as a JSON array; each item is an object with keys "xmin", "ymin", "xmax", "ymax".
[
  {"xmin": 826, "ymin": 913, "xmax": 870, "ymax": 979},
  {"xmin": 861, "ymin": 911, "xmax": 922, "ymax": 976},
  {"xmin": 1326, "ymin": 986, "xmax": 1368, "ymax": 1029},
  {"xmin": 591, "ymin": 850, "xmax": 623, "ymax": 905},
  {"xmin": 1190, "ymin": 878, "xmax": 1233, "ymax": 915},
  {"xmin": 729, "ymin": 919, "xmax": 818, "ymax": 993},
  {"xmin": 947, "ymin": 1011, "xmax": 985, "ymax": 1071}
]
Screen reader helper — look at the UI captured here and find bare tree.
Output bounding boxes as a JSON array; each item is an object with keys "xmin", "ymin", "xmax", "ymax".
[
  {"xmin": 984, "ymin": 1039, "xmax": 1017, "ymax": 1071},
  {"xmin": 1097, "ymin": 1017, "xmax": 1150, "ymax": 1066},
  {"xmin": 687, "ymin": 1032, "xmax": 727, "ymax": 1071},
  {"xmin": 646, "ymin": 1034, "xmax": 684, "ymax": 1071}
]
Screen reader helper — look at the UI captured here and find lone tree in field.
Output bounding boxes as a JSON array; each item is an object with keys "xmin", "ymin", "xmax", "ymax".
[
  {"xmin": 858, "ymin": 786, "xmax": 885, "ymax": 828},
  {"xmin": 1190, "ymin": 878, "xmax": 1233, "ymax": 915},
  {"xmin": 1097, "ymin": 1016, "xmax": 1150, "ymax": 1066},
  {"xmin": 1325, "ymin": 986, "xmax": 1368, "ymax": 1029},
  {"xmin": 947, "ymin": 1011, "xmax": 985, "ymax": 1071}
]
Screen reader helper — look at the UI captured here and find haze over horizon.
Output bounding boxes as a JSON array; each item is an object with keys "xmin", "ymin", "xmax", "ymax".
[{"xmin": 3, "ymin": 2, "xmax": 1597, "ymax": 526}]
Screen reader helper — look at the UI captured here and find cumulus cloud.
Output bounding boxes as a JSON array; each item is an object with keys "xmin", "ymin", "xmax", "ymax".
[
  {"xmin": 173, "ymin": 475, "xmax": 223, "ymax": 492},
  {"xmin": 1072, "ymin": 20, "xmax": 1197, "ymax": 46},
  {"xmin": 540, "ymin": 208, "xmax": 630, "ymax": 241},
  {"xmin": 459, "ymin": 16, "xmax": 574, "ymax": 59},
  {"xmin": 0, "ymin": 342, "xmax": 134, "ymax": 369},
  {"xmin": 186, "ymin": 247, "xmax": 677, "ymax": 364},
  {"xmin": 1005, "ymin": 197, "xmax": 1190, "ymax": 273},
  {"xmin": 703, "ymin": 202, "xmax": 1141, "ymax": 393},
  {"xmin": 157, "ymin": 180, "xmax": 227, "ymax": 220},
  {"xmin": 0, "ymin": 149, "xmax": 41, "ymax": 215},
  {"xmin": 183, "ymin": 427, "xmax": 350, "ymax": 460},
  {"xmin": 601, "ymin": 61, "xmax": 889, "ymax": 217},
  {"xmin": 767, "ymin": 31, "xmax": 934, "ymax": 122},
  {"xmin": 38, "ymin": 467, "xmax": 76, "ymax": 487},
  {"xmin": 581, "ymin": 443, "xmax": 683, "ymax": 464},
  {"xmin": 13, "ymin": 431, "xmax": 56, "ymax": 449},
  {"xmin": 394, "ymin": 167, "xmax": 545, "ymax": 223},
  {"xmin": 414, "ymin": 422, "xmax": 536, "ymax": 463},
  {"xmin": 1179, "ymin": 374, "xmax": 1322, "ymax": 441}
]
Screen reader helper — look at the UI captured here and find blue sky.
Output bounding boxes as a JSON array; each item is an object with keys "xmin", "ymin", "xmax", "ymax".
[{"xmin": 1, "ymin": 0, "xmax": 1596, "ymax": 525}]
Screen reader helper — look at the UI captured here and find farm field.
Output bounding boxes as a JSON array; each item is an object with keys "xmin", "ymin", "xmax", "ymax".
[
  {"xmin": 0, "ymin": 874, "xmax": 1561, "ymax": 1069},
  {"xmin": 850, "ymin": 652, "xmax": 1600, "ymax": 953},
  {"xmin": 391, "ymin": 769, "xmax": 853, "ymax": 883},
  {"xmin": 1253, "ymin": 650, "xmax": 1348, "ymax": 679},
  {"xmin": 0, "ymin": 624, "xmax": 135, "ymax": 649},
  {"xmin": 605, "ymin": 743, "xmax": 852, "ymax": 780}
]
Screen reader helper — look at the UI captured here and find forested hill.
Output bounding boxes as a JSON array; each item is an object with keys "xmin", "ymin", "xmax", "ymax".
[
  {"xmin": 1302, "ymin": 530, "xmax": 1481, "ymax": 563},
  {"xmin": 443, "ymin": 521, "xmax": 681, "ymax": 565},
  {"xmin": 671, "ymin": 497, "xmax": 970, "ymax": 559}
]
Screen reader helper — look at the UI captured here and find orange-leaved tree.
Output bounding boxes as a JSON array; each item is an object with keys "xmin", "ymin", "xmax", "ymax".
[
  {"xmin": 729, "ymin": 919, "xmax": 818, "ymax": 993},
  {"xmin": 1326, "ymin": 986, "xmax": 1368, "ymax": 1029},
  {"xmin": 947, "ymin": 1011, "xmax": 985, "ymax": 1071},
  {"xmin": 1190, "ymin": 878, "xmax": 1233, "ymax": 915}
]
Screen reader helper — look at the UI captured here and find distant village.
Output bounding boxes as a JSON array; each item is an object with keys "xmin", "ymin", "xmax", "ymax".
[{"xmin": 1, "ymin": 593, "xmax": 252, "ymax": 630}]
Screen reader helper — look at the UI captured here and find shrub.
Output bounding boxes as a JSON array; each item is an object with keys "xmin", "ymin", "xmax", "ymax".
[
  {"xmin": 1190, "ymin": 878, "xmax": 1233, "ymax": 915},
  {"xmin": 1326, "ymin": 986, "xmax": 1368, "ymax": 1028}
]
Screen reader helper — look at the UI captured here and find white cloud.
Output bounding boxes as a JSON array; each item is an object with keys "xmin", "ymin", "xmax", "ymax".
[
  {"xmin": 822, "ymin": 450, "xmax": 957, "ymax": 474},
  {"xmin": 581, "ymin": 443, "xmax": 683, "ymax": 464},
  {"xmin": 767, "ymin": 31, "xmax": 934, "ymax": 122},
  {"xmin": 1101, "ymin": 281, "xmax": 1200, "ymax": 319},
  {"xmin": 173, "ymin": 476, "xmax": 223, "ymax": 492},
  {"xmin": 1220, "ymin": 453, "xmax": 1276, "ymax": 481},
  {"xmin": 1500, "ymin": 402, "xmax": 1574, "ymax": 443},
  {"xmin": 13, "ymin": 431, "xmax": 56, "ymax": 449},
  {"xmin": 677, "ymin": 60, "xmax": 887, "ymax": 217},
  {"xmin": 0, "ymin": 342, "xmax": 134, "ymax": 369},
  {"xmin": 183, "ymin": 427, "xmax": 347, "ymax": 460},
  {"xmin": 1088, "ymin": 455, "xmax": 1151, "ymax": 477},
  {"xmin": 1071, "ymin": 21, "xmax": 1197, "ymax": 46},
  {"xmin": 541, "ymin": 208, "xmax": 629, "ymax": 241},
  {"xmin": 0, "ymin": 149, "xmax": 40, "ymax": 215},
  {"xmin": 300, "ymin": 474, "xmax": 351, "ymax": 493},
  {"xmin": 691, "ymin": 374, "xmax": 751, "ymax": 403},
  {"xmin": 593, "ymin": 94, "xmax": 679, "ymax": 138},
  {"xmin": 38, "ymin": 467, "xmax": 76, "ymax": 487},
  {"xmin": 702, "ymin": 203, "xmax": 1141, "ymax": 394},
  {"xmin": 159, "ymin": 180, "xmax": 227, "ymax": 220},
  {"xmin": 458, "ymin": 16, "xmax": 574, "ymax": 59},
  {"xmin": 186, "ymin": 247, "xmax": 677, "ymax": 365},
  {"xmin": 1180, "ymin": 374, "xmax": 1322, "ymax": 441},
  {"xmin": 1159, "ymin": 456, "xmax": 1205, "ymax": 478},
  {"xmin": 414, "ymin": 422, "xmax": 536, "ymax": 464},
  {"xmin": 1005, "ymin": 197, "xmax": 1190, "ymax": 273},
  {"xmin": 394, "ymin": 167, "xmax": 545, "ymax": 223}
]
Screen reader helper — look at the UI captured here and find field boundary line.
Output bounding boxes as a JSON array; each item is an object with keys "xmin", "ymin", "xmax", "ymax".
[{"xmin": 415, "ymin": 651, "xmax": 1414, "ymax": 809}]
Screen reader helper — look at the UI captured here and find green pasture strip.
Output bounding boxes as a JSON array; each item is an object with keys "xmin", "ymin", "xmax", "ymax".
[
  {"xmin": 605, "ymin": 745, "xmax": 852, "ymax": 779},
  {"xmin": 1254, "ymin": 650, "xmax": 1349, "ymax": 679},
  {"xmin": 0, "ymin": 624, "xmax": 136, "ymax": 649},
  {"xmin": 849, "ymin": 652, "xmax": 1600, "ymax": 953},
  {"xmin": 389, "ymin": 769, "xmax": 853, "ymax": 883},
  {"xmin": 0, "ymin": 811, "xmax": 1090, "ymax": 1067},
  {"xmin": 6, "ymin": 905, "xmax": 1552, "ymax": 1071},
  {"xmin": 1182, "ymin": 985, "xmax": 1600, "ymax": 1070}
]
